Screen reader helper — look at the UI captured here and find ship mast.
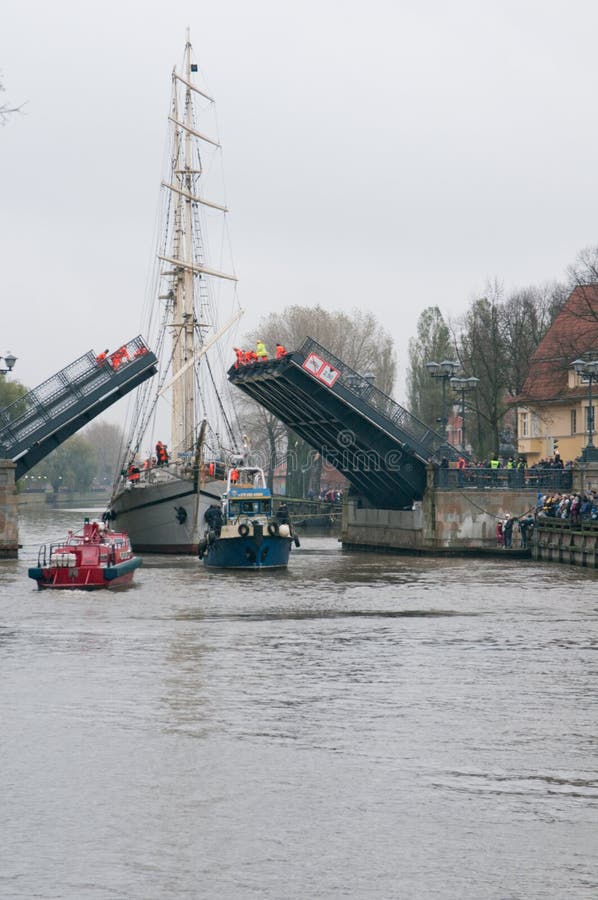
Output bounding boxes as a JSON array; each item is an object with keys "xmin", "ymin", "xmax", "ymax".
[
  {"xmin": 170, "ymin": 33, "xmax": 196, "ymax": 454},
  {"xmin": 165, "ymin": 30, "xmax": 239, "ymax": 457}
]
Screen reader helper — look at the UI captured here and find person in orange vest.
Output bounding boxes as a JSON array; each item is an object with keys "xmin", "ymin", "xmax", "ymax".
[
  {"xmin": 96, "ymin": 349, "xmax": 109, "ymax": 365},
  {"xmin": 457, "ymin": 455, "xmax": 466, "ymax": 485},
  {"xmin": 233, "ymin": 347, "xmax": 245, "ymax": 368},
  {"xmin": 127, "ymin": 463, "xmax": 140, "ymax": 483},
  {"xmin": 111, "ymin": 345, "xmax": 130, "ymax": 371},
  {"xmin": 156, "ymin": 440, "xmax": 165, "ymax": 467},
  {"xmin": 244, "ymin": 349, "xmax": 258, "ymax": 364},
  {"xmin": 275, "ymin": 343, "xmax": 287, "ymax": 359},
  {"xmin": 208, "ymin": 461, "xmax": 215, "ymax": 477},
  {"xmin": 230, "ymin": 468, "xmax": 239, "ymax": 484}
]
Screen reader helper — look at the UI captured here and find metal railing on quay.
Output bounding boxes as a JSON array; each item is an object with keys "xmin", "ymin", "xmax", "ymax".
[
  {"xmin": 433, "ymin": 467, "xmax": 573, "ymax": 492},
  {"xmin": 535, "ymin": 516, "xmax": 598, "ymax": 530}
]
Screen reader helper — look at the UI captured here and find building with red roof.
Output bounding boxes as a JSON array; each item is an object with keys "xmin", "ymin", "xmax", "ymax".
[{"xmin": 517, "ymin": 284, "xmax": 598, "ymax": 463}]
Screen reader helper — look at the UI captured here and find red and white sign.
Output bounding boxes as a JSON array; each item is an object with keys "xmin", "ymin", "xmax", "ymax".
[{"xmin": 302, "ymin": 352, "xmax": 340, "ymax": 387}]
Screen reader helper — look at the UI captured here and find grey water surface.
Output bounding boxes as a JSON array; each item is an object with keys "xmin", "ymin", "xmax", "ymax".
[{"xmin": 2, "ymin": 503, "xmax": 597, "ymax": 899}]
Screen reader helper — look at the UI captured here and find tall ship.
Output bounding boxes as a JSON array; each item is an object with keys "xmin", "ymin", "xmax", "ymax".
[{"xmin": 108, "ymin": 32, "xmax": 243, "ymax": 553}]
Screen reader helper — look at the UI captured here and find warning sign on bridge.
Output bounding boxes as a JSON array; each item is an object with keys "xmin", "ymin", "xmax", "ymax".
[{"xmin": 302, "ymin": 352, "xmax": 340, "ymax": 387}]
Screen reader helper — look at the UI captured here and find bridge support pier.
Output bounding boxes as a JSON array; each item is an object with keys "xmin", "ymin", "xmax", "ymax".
[
  {"xmin": 342, "ymin": 476, "xmax": 538, "ymax": 555},
  {"xmin": 0, "ymin": 459, "xmax": 18, "ymax": 558}
]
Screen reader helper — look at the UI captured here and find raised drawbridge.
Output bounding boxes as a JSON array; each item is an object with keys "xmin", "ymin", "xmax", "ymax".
[
  {"xmin": 0, "ymin": 337, "xmax": 157, "ymax": 480},
  {"xmin": 229, "ymin": 337, "xmax": 463, "ymax": 510}
]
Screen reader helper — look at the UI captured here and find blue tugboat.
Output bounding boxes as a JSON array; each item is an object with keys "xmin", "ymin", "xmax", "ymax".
[{"xmin": 198, "ymin": 466, "xmax": 299, "ymax": 569}]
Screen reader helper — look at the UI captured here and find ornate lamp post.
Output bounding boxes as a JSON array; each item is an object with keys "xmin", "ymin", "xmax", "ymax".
[
  {"xmin": 450, "ymin": 375, "xmax": 479, "ymax": 452},
  {"xmin": 0, "ymin": 352, "xmax": 17, "ymax": 376},
  {"xmin": 572, "ymin": 357, "xmax": 598, "ymax": 461},
  {"xmin": 426, "ymin": 359, "xmax": 459, "ymax": 446}
]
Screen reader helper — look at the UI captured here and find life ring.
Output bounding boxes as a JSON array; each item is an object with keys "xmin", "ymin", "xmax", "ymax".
[
  {"xmin": 238, "ymin": 523, "xmax": 250, "ymax": 537},
  {"xmin": 267, "ymin": 522, "xmax": 279, "ymax": 536}
]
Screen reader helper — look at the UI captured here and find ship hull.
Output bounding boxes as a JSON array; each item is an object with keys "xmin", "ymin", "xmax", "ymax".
[
  {"xmin": 28, "ymin": 556, "xmax": 141, "ymax": 590},
  {"xmin": 109, "ymin": 475, "xmax": 225, "ymax": 553},
  {"xmin": 202, "ymin": 534, "xmax": 292, "ymax": 569}
]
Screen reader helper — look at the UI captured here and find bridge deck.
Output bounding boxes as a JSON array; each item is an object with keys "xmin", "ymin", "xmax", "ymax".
[
  {"xmin": 0, "ymin": 337, "xmax": 157, "ymax": 479},
  {"xmin": 229, "ymin": 337, "xmax": 461, "ymax": 509}
]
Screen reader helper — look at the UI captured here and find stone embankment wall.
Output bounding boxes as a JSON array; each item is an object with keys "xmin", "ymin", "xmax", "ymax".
[
  {"xmin": 342, "ymin": 487, "xmax": 536, "ymax": 554},
  {"xmin": 532, "ymin": 521, "xmax": 598, "ymax": 568},
  {"xmin": 0, "ymin": 460, "xmax": 18, "ymax": 558}
]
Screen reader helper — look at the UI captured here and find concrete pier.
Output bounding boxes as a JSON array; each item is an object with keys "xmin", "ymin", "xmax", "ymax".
[
  {"xmin": 342, "ymin": 491, "xmax": 534, "ymax": 554},
  {"xmin": 341, "ymin": 464, "xmax": 537, "ymax": 554},
  {"xmin": 0, "ymin": 459, "xmax": 19, "ymax": 558}
]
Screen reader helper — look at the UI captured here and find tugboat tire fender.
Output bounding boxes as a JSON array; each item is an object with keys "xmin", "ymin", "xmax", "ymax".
[
  {"xmin": 267, "ymin": 522, "xmax": 279, "ymax": 536},
  {"xmin": 238, "ymin": 523, "xmax": 250, "ymax": 538}
]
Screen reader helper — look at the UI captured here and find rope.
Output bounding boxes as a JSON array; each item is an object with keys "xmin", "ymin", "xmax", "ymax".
[{"xmin": 457, "ymin": 491, "xmax": 536, "ymax": 520}]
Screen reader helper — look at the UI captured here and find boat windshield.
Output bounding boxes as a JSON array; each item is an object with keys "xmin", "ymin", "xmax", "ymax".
[{"xmin": 228, "ymin": 499, "xmax": 271, "ymax": 517}]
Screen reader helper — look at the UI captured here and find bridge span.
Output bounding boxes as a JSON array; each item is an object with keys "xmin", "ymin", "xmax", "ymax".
[
  {"xmin": 229, "ymin": 337, "xmax": 462, "ymax": 510},
  {"xmin": 0, "ymin": 336, "xmax": 157, "ymax": 480}
]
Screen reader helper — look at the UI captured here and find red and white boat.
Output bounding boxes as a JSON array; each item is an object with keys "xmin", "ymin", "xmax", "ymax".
[{"xmin": 28, "ymin": 518, "xmax": 141, "ymax": 590}]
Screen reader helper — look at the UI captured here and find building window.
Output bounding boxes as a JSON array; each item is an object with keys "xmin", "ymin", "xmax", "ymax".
[
  {"xmin": 571, "ymin": 409, "xmax": 577, "ymax": 435},
  {"xmin": 520, "ymin": 412, "xmax": 529, "ymax": 437},
  {"xmin": 585, "ymin": 405, "xmax": 595, "ymax": 432}
]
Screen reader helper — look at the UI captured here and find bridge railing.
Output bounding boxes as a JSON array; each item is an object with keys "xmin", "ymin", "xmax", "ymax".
[
  {"xmin": 299, "ymin": 337, "xmax": 462, "ymax": 462},
  {"xmin": 0, "ymin": 336, "xmax": 151, "ymax": 454},
  {"xmin": 433, "ymin": 467, "xmax": 573, "ymax": 492}
]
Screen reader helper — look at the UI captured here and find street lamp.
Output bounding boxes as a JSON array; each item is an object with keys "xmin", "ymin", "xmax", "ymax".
[
  {"xmin": 426, "ymin": 359, "xmax": 459, "ymax": 444},
  {"xmin": 0, "ymin": 352, "xmax": 17, "ymax": 375},
  {"xmin": 572, "ymin": 357, "xmax": 598, "ymax": 461},
  {"xmin": 450, "ymin": 375, "xmax": 479, "ymax": 452}
]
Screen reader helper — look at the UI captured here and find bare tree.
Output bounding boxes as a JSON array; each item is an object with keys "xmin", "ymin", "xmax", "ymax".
[
  {"xmin": 0, "ymin": 75, "xmax": 24, "ymax": 125},
  {"xmin": 499, "ymin": 282, "xmax": 565, "ymax": 399},
  {"xmin": 237, "ymin": 305, "xmax": 396, "ymax": 497},
  {"xmin": 406, "ymin": 306, "xmax": 454, "ymax": 427}
]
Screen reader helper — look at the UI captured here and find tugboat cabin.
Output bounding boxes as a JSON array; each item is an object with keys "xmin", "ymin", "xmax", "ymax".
[{"xmin": 223, "ymin": 467, "xmax": 272, "ymax": 524}]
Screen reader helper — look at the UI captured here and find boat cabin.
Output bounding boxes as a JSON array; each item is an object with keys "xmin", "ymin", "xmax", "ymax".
[{"xmin": 222, "ymin": 466, "xmax": 272, "ymax": 524}]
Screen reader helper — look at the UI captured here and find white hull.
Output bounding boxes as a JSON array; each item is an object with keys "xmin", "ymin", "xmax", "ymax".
[{"xmin": 110, "ymin": 472, "xmax": 225, "ymax": 553}]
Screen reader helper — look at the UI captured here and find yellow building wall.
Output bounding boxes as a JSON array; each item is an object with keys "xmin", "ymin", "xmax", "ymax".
[{"xmin": 518, "ymin": 402, "xmax": 586, "ymax": 463}]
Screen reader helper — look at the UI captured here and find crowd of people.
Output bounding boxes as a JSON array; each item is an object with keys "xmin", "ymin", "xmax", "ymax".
[
  {"xmin": 494, "ymin": 489, "xmax": 598, "ymax": 550},
  {"xmin": 96, "ymin": 343, "xmax": 148, "ymax": 370},
  {"xmin": 232, "ymin": 342, "xmax": 287, "ymax": 366},
  {"xmin": 536, "ymin": 490, "xmax": 598, "ymax": 525},
  {"xmin": 313, "ymin": 488, "xmax": 343, "ymax": 504}
]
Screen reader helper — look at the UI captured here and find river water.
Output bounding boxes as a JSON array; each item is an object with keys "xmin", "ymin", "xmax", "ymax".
[{"xmin": 2, "ymin": 503, "xmax": 597, "ymax": 899}]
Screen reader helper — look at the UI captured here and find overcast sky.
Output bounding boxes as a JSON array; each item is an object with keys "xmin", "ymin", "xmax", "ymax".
[{"xmin": 2, "ymin": 0, "xmax": 598, "ymax": 416}]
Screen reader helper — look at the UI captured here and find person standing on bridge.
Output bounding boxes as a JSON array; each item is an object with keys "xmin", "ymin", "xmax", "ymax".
[
  {"xmin": 275, "ymin": 343, "xmax": 287, "ymax": 358},
  {"xmin": 233, "ymin": 347, "xmax": 245, "ymax": 368},
  {"xmin": 256, "ymin": 339, "xmax": 268, "ymax": 362}
]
